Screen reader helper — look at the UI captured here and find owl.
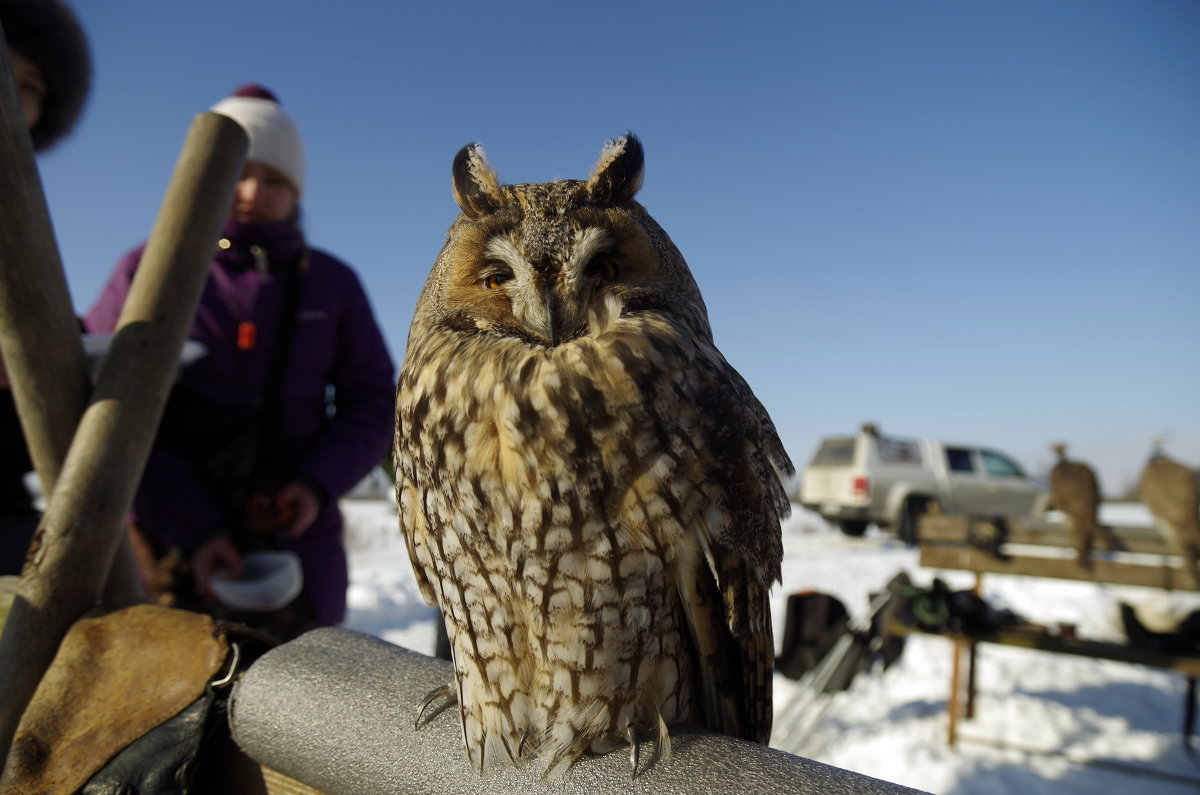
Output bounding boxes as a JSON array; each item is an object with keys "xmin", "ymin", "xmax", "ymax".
[
  {"xmin": 394, "ymin": 134, "xmax": 792, "ymax": 778},
  {"xmin": 1048, "ymin": 443, "xmax": 1103, "ymax": 566},
  {"xmin": 1139, "ymin": 450, "xmax": 1200, "ymax": 588}
]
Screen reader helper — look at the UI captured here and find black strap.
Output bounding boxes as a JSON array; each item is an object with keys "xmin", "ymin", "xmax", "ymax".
[
  {"xmin": 1186, "ymin": 675, "xmax": 1199, "ymax": 761},
  {"xmin": 252, "ymin": 255, "xmax": 305, "ymax": 485}
]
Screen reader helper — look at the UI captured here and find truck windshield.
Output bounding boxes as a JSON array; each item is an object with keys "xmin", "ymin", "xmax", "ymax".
[
  {"xmin": 810, "ymin": 438, "xmax": 855, "ymax": 466},
  {"xmin": 981, "ymin": 450, "xmax": 1025, "ymax": 477}
]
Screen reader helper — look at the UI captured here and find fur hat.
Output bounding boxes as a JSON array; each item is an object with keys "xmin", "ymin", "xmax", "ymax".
[
  {"xmin": 210, "ymin": 84, "xmax": 305, "ymax": 195},
  {"xmin": 1, "ymin": 0, "xmax": 92, "ymax": 151}
]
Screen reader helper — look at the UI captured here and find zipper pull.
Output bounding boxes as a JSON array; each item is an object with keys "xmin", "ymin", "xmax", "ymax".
[
  {"xmin": 237, "ymin": 321, "xmax": 257, "ymax": 350},
  {"xmin": 251, "ymin": 244, "xmax": 268, "ymax": 275}
]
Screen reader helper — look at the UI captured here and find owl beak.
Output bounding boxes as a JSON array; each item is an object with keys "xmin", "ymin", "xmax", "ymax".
[
  {"xmin": 521, "ymin": 274, "xmax": 586, "ymax": 347},
  {"xmin": 544, "ymin": 294, "xmax": 566, "ymax": 347},
  {"xmin": 543, "ymin": 286, "xmax": 589, "ymax": 347},
  {"xmin": 518, "ymin": 283, "xmax": 561, "ymax": 348}
]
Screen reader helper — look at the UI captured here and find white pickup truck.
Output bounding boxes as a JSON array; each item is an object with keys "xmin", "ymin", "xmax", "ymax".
[{"xmin": 799, "ymin": 424, "xmax": 1049, "ymax": 542}]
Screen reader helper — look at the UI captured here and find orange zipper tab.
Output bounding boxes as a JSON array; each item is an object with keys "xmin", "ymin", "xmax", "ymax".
[{"xmin": 237, "ymin": 321, "xmax": 257, "ymax": 350}]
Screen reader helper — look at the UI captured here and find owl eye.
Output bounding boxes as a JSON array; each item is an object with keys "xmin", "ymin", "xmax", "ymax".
[
  {"xmin": 586, "ymin": 259, "xmax": 620, "ymax": 282},
  {"xmin": 482, "ymin": 265, "xmax": 513, "ymax": 290}
]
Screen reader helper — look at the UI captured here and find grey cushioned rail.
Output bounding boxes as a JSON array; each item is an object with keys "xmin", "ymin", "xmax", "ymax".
[{"xmin": 230, "ymin": 627, "xmax": 925, "ymax": 794}]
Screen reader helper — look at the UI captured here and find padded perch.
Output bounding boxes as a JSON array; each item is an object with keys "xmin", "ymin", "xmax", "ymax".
[{"xmin": 229, "ymin": 628, "xmax": 923, "ymax": 795}]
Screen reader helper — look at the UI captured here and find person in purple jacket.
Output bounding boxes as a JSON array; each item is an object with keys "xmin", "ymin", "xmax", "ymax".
[{"xmin": 85, "ymin": 85, "xmax": 395, "ymax": 637}]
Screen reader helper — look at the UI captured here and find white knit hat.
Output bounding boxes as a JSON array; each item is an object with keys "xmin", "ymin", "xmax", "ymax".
[{"xmin": 211, "ymin": 84, "xmax": 305, "ymax": 195}]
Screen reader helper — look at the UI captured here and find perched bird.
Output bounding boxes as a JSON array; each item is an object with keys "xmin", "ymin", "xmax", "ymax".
[
  {"xmin": 1048, "ymin": 443, "xmax": 1107, "ymax": 567},
  {"xmin": 394, "ymin": 134, "xmax": 792, "ymax": 777},
  {"xmin": 1139, "ymin": 447, "xmax": 1200, "ymax": 588}
]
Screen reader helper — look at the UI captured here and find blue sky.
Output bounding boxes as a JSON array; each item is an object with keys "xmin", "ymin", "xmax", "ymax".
[{"xmin": 28, "ymin": 0, "xmax": 1200, "ymax": 494}]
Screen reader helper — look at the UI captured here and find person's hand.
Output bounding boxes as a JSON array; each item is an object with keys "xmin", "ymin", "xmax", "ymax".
[
  {"xmin": 275, "ymin": 480, "xmax": 321, "ymax": 539},
  {"xmin": 192, "ymin": 532, "xmax": 242, "ymax": 599}
]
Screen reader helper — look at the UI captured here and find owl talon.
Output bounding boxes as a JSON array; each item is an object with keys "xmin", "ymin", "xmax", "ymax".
[
  {"xmin": 414, "ymin": 684, "xmax": 456, "ymax": 730},
  {"xmin": 626, "ymin": 724, "xmax": 640, "ymax": 780},
  {"xmin": 627, "ymin": 716, "xmax": 671, "ymax": 778},
  {"xmin": 650, "ymin": 712, "xmax": 671, "ymax": 768}
]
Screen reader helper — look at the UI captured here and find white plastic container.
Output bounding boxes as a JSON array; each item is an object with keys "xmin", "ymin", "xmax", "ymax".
[{"xmin": 210, "ymin": 551, "xmax": 303, "ymax": 612}]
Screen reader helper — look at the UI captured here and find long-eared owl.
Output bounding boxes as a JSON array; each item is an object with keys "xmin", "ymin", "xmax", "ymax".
[{"xmin": 394, "ymin": 134, "xmax": 793, "ymax": 777}]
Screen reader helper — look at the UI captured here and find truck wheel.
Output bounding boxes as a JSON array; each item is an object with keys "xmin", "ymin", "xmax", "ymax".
[
  {"xmin": 898, "ymin": 497, "xmax": 936, "ymax": 547},
  {"xmin": 837, "ymin": 520, "xmax": 869, "ymax": 537}
]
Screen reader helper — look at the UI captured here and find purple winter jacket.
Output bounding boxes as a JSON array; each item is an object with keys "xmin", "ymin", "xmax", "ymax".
[{"xmin": 84, "ymin": 218, "xmax": 395, "ymax": 626}]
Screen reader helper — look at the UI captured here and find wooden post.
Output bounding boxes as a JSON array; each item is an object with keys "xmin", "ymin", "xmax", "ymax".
[
  {"xmin": 0, "ymin": 25, "xmax": 141, "ymax": 604},
  {"xmin": 0, "ymin": 25, "xmax": 88, "ymax": 497},
  {"xmin": 947, "ymin": 636, "xmax": 966, "ymax": 746},
  {"xmin": 965, "ymin": 573, "xmax": 981, "ymax": 720},
  {"xmin": 964, "ymin": 642, "xmax": 979, "ymax": 721},
  {"xmin": 0, "ymin": 111, "xmax": 247, "ymax": 769}
]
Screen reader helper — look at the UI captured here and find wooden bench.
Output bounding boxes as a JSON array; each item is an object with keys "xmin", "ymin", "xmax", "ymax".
[{"xmin": 896, "ymin": 513, "xmax": 1200, "ymax": 745}]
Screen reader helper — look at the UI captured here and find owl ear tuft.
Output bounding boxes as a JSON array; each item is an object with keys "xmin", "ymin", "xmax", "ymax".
[
  {"xmin": 452, "ymin": 143, "xmax": 503, "ymax": 217},
  {"xmin": 586, "ymin": 133, "xmax": 644, "ymax": 206}
]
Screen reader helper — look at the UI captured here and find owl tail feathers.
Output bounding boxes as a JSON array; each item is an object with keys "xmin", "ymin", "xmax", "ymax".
[
  {"xmin": 467, "ymin": 723, "xmax": 527, "ymax": 775},
  {"xmin": 457, "ymin": 691, "xmax": 541, "ymax": 775},
  {"xmin": 540, "ymin": 742, "xmax": 586, "ymax": 781},
  {"xmin": 420, "ymin": 682, "xmax": 526, "ymax": 773}
]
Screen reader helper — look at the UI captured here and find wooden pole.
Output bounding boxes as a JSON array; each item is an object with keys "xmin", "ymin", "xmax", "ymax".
[
  {"xmin": 0, "ymin": 25, "xmax": 141, "ymax": 604},
  {"xmin": 965, "ymin": 573, "xmax": 981, "ymax": 720},
  {"xmin": 947, "ymin": 637, "xmax": 966, "ymax": 747},
  {"xmin": 0, "ymin": 111, "xmax": 247, "ymax": 769},
  {"xmin": 0, "ymin": 24, "xmax": 88, "ymax": 495},
  {"xmin": 919, "ymin": 544, "xmax": 1200, "ymax": 590}
]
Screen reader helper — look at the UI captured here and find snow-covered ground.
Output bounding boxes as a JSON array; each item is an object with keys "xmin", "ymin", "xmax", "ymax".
[{"xmin": 341, "ymin": 498, "xmax": 1200, "ymax": 794}]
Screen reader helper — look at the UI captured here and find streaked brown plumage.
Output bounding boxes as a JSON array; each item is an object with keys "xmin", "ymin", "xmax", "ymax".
[
  {"xmin": 1048, "ymin": 443, "xmax": 1104, "ymax": 565},
  {"xmin": 394, "ymin": 134, "xmax": 791, "ymax": 776},
  {"xmin": 1139, "ymin": 451, "xmax": 1200, "ymax": 587}
]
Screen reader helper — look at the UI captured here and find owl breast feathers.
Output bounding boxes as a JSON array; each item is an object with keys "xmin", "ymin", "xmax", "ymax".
[{"xmin": 394, "ymin": 133, "xmax": 793, "ymax": 777}]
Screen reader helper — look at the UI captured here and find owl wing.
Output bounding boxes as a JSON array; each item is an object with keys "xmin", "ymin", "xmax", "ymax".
[
  {"xmin": 1141, "ymin": 456, "xmax": 1200, "ymax": 527},
  {"xmin": 1050, "ymin": 462, "xmax": 1098, "ymax": 520},
  {"xmin": 678, "ymin": 545, "xmax": 776, "ymax": 744},
  {"xmin": 676, "ymin": 352, "xmax": 791, "ymax": 745},
  {"xmin": 396, "ymin": 467, "xmax": 440, "ymax": 608}
]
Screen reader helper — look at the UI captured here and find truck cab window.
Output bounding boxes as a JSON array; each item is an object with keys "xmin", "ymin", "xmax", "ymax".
[
  {"xmin": 878, "ymin": 438, "xmax": 922, "ymax": 465},
  {"xmin": 945, "ymin": 448, "xmax": 974, "ymax": 473}
]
